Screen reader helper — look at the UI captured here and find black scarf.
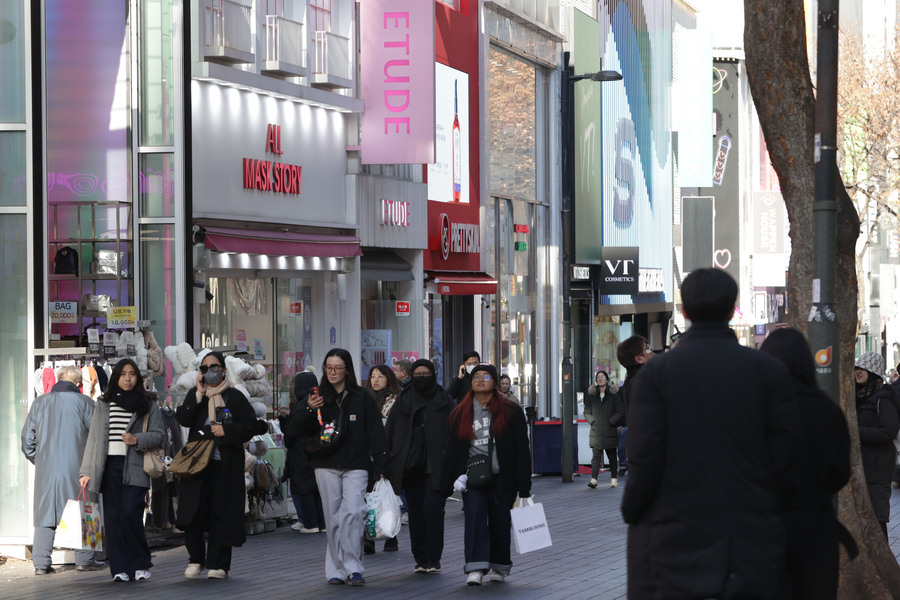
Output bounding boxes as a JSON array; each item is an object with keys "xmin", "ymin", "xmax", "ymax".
[
  {"xmin": 110, "ymin": 387, "xmax": 149, "ymax": 417},
  {"xmin": 856, "ymin": 376, "xmax": 883, "ymax": 405}
]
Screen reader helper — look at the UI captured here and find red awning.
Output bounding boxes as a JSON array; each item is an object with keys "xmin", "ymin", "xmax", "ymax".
[
  {"xmin": 203, "ymin": 226, "xmax": 362, "ymax": 258},
  {"xmin": 427, "ymin": 271, "xmax": 498, "ymax": 295}
]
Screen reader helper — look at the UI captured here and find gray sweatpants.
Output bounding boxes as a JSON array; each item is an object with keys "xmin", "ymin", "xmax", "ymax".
[
  {"xmin": 315, "ymin": 468, "xmax": 368, "ymax": 581},
  {"xmin": 33, "ymin": 526, "xmax": 95, "ymax": 569}
]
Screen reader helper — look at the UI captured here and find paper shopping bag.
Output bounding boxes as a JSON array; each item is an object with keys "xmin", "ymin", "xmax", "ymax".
[
  {"xmin": 56, "ymin": 486, "xmax": 103, "ymax": 552},
  {"xmin": 510, "ymin": 498, "xmax": 552, "ymax": 554}
]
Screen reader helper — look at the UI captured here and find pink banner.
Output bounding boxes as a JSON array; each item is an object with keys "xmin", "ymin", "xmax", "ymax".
[{"xmin": 360, "ymin": 0, "xmax": 435, "ymax": 164}]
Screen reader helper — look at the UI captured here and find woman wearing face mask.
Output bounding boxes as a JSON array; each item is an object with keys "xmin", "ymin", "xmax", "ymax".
[
  {"xmin": 175, "ymin": 351, "xmax": 265, "ymax": 580},
  {"xmin": 385, "ymin": 359, "xmax": 455, "ymax": 574},
  {"xmin": 583, "ymin": 371, "xmax": 625, "ymax": 489},
  {"xmin": 80, "ymin": 358, "xmax": 165, "ymax": 582}
]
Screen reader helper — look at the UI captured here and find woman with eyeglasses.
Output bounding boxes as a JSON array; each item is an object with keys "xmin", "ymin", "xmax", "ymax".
[
  {"xmin": 300, "ymin": 348, "xmax": 389, "ymax": 586},
  {"xmin": 174, "ymin": 351, "xmax": 265, "ymax": 580},
  {"xmin": 441, "ymin": 363, "xmax": 531, "ymax": 586},
  {"xmin": 80, "ymin": 358, "xmax": 165, "ymax": 582}
]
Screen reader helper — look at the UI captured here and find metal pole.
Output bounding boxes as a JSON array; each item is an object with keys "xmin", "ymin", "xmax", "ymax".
[
  {"xmin": 560, "ymin": 52, "xmax": 575, "ymax": 483},
  {"xmin": 809, "ymin": 0, "xmax": 840, "ymax": 400}
]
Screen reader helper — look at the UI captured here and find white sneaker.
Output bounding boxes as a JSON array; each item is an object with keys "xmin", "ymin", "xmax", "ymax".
[
  {"xmin": 291, "ymin": 522, "xmax": 303, "ymax": 531},
  {"xmin": 135, "ymin": 570, "xmax": 151, "ymax": 581},
  {"xmin": 466, "ymin": 570, "xmax": 484, "ymax": 586},
  {"xmin": 299, "ymin": 526, "xmax": 321, "ymax": 534},
  {"xmin": 610, "ymin": 477, "xmax": 618, "ymax": 488},
  {"xmin": 587, "ymin": 478, "xmax": 598, "ymax": 489},
  {"xmin": 112, "ymin": 572, "xmax": 129, "ymax": 582},
  {"xmin": 488, "ymin": 570, "xmax": 505, "ymax": 583},
  {"xmin": 207, "ymin": 569, "xmax": 228, "ymax": 579},
  {"xmin": 184, "ymin": 563, "xmax": 203, "ymax": 578}
]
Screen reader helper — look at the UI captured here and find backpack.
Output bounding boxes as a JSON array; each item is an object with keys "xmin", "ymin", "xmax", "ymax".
[{"xmin": 53, "ymin": 246, "xmax": 79, "ymax": 275}]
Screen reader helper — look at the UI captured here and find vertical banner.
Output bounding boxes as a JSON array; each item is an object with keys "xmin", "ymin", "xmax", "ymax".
[
  {"xmin": 752, "ymin": 191, "xmax": 787, "ymax": 286},
  {"xmin": 676, "ymin": 30, "xmax": 713, "ymax": 187},
  {"xmin": 360, "ymin": 0, "xmax": 435, "ymax": 164},
  {"xmin": 427, "ymin": 64, "xmax": 470, "ymax": 203}
]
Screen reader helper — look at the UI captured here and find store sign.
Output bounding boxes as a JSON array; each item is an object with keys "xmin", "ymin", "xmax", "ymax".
[
  {"xmin": 242, "ymin": 123, "xmax": 303, "ymax": 195},
  {"xmin": 107, "ymin": 306, "xmax": 137, "ymax": 329},
  {"xmin": 571, "ymin": 266, "xmax": 591, "ymax": 281},
  {"xmin": 395, "ymin": 301, "xmax": 411, "ymax": 317},
  {"xmin": 514, "ymin": 224, "xmax": 529, "ymax": 234},
  {"xmin": 380, "ymin": 199, "xmax": 411, "ymax": 227},
  {"xmin": 290, "ymin": 302, "xmax": 303, "ymax": 316},
  {"xmin": 49, "ymin": 301, "xmax": 78, "ymax": 324},
  {"xmin": 639, "ymin": 268, "xmax": 665, "ymax": 293},
  {"xmin": 599, "ymin": 247, "xmax": 639, "ymax": 295},
  {"xmin": 514, "ymin": 241, "xmax": 527, "ymax": 251},
  {"xmin": 391, "ymin": 351, "xmax": 419, "ymax": 366},
  {"xmin": 360, "ymin": 0, "xmax": 435, "ymax": 164},
  {"xmin": 433, "ymin": 212, "xmax": 479, "ymax": 260}
]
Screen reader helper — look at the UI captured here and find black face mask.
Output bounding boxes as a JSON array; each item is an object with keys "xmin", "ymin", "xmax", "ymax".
[{"xmin": 412, "ymin": 375, "xmax": 435, "ymax": 394}]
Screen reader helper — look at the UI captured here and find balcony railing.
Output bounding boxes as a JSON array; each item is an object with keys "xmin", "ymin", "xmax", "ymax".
[
  {"xmin": 204, "ymin": 0, "xmax": 253, "ymax": 63},
  {"xmin": 313, "ymin": 30, "xmax": 351, "ymax": 82},
  {"xmin": 265, "ymin": 15, "xmax": 304, "ymax": 66},
  {"xmin": 490, "ymin": 0, "xmax": 559, "ymax": 32}
]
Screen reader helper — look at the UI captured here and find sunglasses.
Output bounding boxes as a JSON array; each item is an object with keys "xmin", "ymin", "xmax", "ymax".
[{"xmin": 199, "ymin": 364, "xmax": 224, "ymax": 374}]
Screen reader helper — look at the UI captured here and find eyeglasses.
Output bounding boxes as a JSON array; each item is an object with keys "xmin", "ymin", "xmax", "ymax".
[
  {"xmin": 199, "ymin": 364, "xmax": 223, "ymax": 374},
  {"xmin": 325, "ymin": 365, "xmax": 346, "ymax": 374},
  {"xmin": 472, "ymin": 375, "xmax": 492, "ymax": 382}
]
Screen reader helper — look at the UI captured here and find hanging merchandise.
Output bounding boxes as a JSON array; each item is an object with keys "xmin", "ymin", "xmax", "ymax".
[{"xmin": 53, "ymin": 246, "xmax": 79, "ymax": 276}]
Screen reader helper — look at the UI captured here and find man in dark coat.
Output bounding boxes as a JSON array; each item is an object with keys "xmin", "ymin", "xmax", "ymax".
[
  {"xmin": 621, "ymin": 268, "xmax": 804, "ymax": 600},
  {"xmin": 385, "ymin": 359, "xmax": 454, "ymax": 572},
  {"xmin": 446, "ymin": 351, "xmax": 480, "ymax": 402},
  {"xmin": 615, "ymin": 335, "xmax": 653, "ymax": 476},
  {"xmin": 21, "ymin": 366, "xmax": 104, "ymax": 574}
]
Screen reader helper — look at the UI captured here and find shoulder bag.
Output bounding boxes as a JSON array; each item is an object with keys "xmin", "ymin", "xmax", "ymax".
[
  {"xmin": 466, "ymin": 432, "xmax": 493, "ymax": 489},
  {"xmin": 168, "ymin": 437, "xmax": 214, "ymax": 479},
  {"xmin": 305, "ymin": 402, "xmax": 347, "ymax": 459},
  {"xmin": 141, "ymin": 412, "xmax": 167, "ymax": 479}
]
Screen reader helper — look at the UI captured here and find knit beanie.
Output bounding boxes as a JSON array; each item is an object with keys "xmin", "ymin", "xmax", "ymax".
[
  {"xmin": 410, "ymin": 358, "xmax": 436, "ymax": 375},
  {"xmin": 470, "ymin": 363, "xmax": 499, "ymax": 385}
]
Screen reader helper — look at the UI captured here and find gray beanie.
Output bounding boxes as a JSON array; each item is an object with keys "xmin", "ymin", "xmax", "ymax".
[{"xmin": 855, "ymin": 351, "xmax": 885, "ymax": 378}]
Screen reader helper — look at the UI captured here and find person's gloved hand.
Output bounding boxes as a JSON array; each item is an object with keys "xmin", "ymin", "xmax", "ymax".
[{"xmin": 453, "ymin": 474, "xmax": 468, "ymax": 493}]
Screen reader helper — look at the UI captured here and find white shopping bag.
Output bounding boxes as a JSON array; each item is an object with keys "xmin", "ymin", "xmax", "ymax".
[
  {"xmin": 510, "ymin": 497, "xmax": 552, "ymax": 554},
  {"xmin": 365, "ymin": 478, "xmax": 402, "ymax": 540},
  {"xmin": 56, "ymin": 485, "xmax": 104, "ymax": 552}
]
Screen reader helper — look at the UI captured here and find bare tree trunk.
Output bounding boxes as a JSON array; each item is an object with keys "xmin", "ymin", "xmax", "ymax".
[{"xmin": 743, "ymin": 1, "xmax": 900, "ymax": 597}]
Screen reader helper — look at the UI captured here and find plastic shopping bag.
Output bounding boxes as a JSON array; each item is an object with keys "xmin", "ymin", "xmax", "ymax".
[
  {"xmin": 56, "ymin": 485, "xmax": 103, "ymax": 552},
  {"xmin": 510, "ymin": 497, "xmax": 552, "ymax": 554},
  {"xmin": 365, "ymin": 478, "xmax": 402, "ymax": 540}
]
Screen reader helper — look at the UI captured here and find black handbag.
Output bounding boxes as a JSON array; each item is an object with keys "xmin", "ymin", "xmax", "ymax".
[
  {"xmin": 466, "ymin": 434, "xmax": 493, "ymax": 489},
  {"xmin": 305, "ymin": 405, "xmax": 346, "ymax": 459}
]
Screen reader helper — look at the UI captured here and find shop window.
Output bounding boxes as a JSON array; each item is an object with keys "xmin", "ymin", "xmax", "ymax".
[
  {"xmin": 360, "ymin": 279, "xmax": 423, "ymax": 381},
  {"xmin": 0, "ymin": 132, "xmax": 27, "ymax": 206},
  {"xmin": 140, "ymin": 223, "xmax": 176, "ymax": 390}
]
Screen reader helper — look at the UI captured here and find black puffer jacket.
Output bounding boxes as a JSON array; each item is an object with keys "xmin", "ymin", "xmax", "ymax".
[
  {"xmin": 584, "ymin": 384, "xmax": 625, "ymax": 449},
  {"xmin": 857, "ymin": 385, "xmax": 900, "ymax": 522}
]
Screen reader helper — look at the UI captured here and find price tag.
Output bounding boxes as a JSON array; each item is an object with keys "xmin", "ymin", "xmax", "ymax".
[{"xmin": 49, "ymin": 301, "xmax": 78, "ymax": 324}]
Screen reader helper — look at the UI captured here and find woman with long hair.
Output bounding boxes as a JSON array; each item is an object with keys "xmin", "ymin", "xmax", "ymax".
[
  {"xmin": 175, "ymin": 351, "xmax": 265, "ymax": 580},
  {"xmin": 583, "ymin": 370, "xmax": 625, "ymax": 489},
  {"xmin": 441, "ymin": 363, "xmax": 531, "ymax": 586},
  {"xmin": 300, "ymin": 348, "xmax": 389, "ymax": 586},
  {"xmin": 80, "ymin": 358, "xmax": 165, "ymax": 582},
  {"xmin": 365, "ymin": 364, "xmax": 402, "ymax": 552}
]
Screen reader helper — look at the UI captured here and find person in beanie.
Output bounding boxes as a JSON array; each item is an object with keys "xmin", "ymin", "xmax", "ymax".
[
  {"xmin": 441, "ymin": 363, "xmax": 531, "ymax": 586},
  {"xmin": 282, "ymin": 371, "xmax": 326, "ymax": 534},
  {"xmin": 385, "ymin": 359, "xmax": 454, "ymax": 573},
  {"xmin": 854, "ymin": 351, "xmax": 900, "ymax": 539}
]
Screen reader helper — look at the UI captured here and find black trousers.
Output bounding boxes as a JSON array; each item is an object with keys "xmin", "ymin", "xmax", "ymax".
[
  {"xmin": 403, "ymin": 474, "xmax": 446, "ymax": 568},
  {"xmin": 101, "ymin": 456, "xmax": 152, "ymax": 577},
  {"xmin": 184, "ymin": 460, "xmax": 232, "ymax": 571},
  {"xmin": 591, "ymin": 447, "xmax": 618, "ymax": 479}
]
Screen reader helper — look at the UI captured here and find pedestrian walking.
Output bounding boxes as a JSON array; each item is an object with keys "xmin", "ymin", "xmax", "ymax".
[
  {"xmin": 21, "ymin": 365, "xmax": 104, "ymax": 575},
  {"xmin": 282, "ymin": 370, "xmax": 326, "ymax": 534},
  {"xmin": 498, "ymin": 374, "xmax": 521, "ymax": 406},
  {"xmin": 760, "ymin": 327, "xmax": 851, "ymax": 600},
  {"xmin": 854, "ymin": 351, "xmax": 900, "ymax": 539},
  {"xmin": 615, "ymin": 335, "xmax": 653, "ymax": 476},
  {"xmin": 299, "ymin": 348, "xmax": 389, "ymax": 586},
  {"xmin": 441, "ymin": 363, "xmax": 531, "ymax": 587},
  {"xmin": 583, "ymin": 370, "xmax": 625, "ymax": 489},
  {"xmin": 385, "ymin": 358, "xmax": 454, "ymax": 574},
  {"xmin": 365, "ymin": 364, "xmax": 402, "ymax": 553},
  {"xmin": 175, "ymin": 351, "xmax": 265, "ymax": 580},
  {"xmin": 79, "ymin": 358, "xmax": 166, "ymax": 582},
  {"xmin": 621, "ymin": 268, "xmax": 804, "ymax": 600}
]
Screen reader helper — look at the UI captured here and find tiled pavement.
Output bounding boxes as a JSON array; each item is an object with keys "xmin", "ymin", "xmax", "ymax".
[{"xmin": 3, "ymin": 474, "xmax": 900, "ymax": 600}]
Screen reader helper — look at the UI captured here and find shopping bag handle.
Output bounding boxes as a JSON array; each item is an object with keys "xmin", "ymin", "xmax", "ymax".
[
  {"xmin": 77, "ymin": 481, "xmax": 88, "ymax": 502},
  {"xmin": 520, "ymin": 496, "xmax": 534, "ymax": 507}
]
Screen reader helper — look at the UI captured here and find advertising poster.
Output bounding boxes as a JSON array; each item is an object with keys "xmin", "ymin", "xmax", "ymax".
[
  {"xmin": 427, "ymin": 63, "xmax": 469, "ymax": 204},
  {"xmin": 361, "ymin": 329, "xmax": 392, "ymax": 380}
]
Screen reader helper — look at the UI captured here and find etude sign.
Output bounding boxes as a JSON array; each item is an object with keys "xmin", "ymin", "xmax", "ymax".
[{"xmin": 360, "ymin": 0, "xmax": 435, "ymax": 164}]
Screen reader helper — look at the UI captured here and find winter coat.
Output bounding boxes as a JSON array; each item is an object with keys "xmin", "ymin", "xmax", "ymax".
[
  {"xmin": 620, "ymin": 321, "xmax": 804, "ymax": 600},
  {"xmin": 281, "ymin": 403, "xmax": 318, "ymax": 497},
  {"xmin": 80, "ymin": 395, "xmax": 166, "ymax": 494},
  {"xmin": 618, "ymin": 365, "xmax": 642, "ymax": 427},
  {"xmin": 297, "ymin": 387, "xmax": 390, "ymax": 476},
  {"xmin": 583, "ymin": 384, "xmax": 625, "ymax": 449},
  {"xmin": 447, "ymin": 372, "xmax": 472, "ymax": 402},
  {"xmin": 174, "ymin": 386, "xmax": 263, "ymax": 546},
  {"xmin": 857, "ymin": 385, "xmax": 900, "ymax": 523},
  {"xmin": 384, "ymin": 383, "xmax": 454, "ymax": 494},
  {"xmin": 440, "ymin": 395, "xmax": 532, "ymax": 498},
  {"xmin": 21, "ymin": 381, "xmax": 94, "ymax": 526}
]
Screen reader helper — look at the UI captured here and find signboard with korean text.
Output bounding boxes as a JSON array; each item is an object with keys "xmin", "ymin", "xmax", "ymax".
[{"xmin": 107, "ymin": 306, "xmax": 137, "ymax": 329}]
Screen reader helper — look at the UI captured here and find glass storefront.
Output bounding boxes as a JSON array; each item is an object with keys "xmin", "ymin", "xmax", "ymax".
[{"xmin": 360, "ymin": 278, "xmax": 422, "ymax": 381}]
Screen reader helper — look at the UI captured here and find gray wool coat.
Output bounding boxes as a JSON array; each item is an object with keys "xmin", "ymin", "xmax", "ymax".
[
  {"xmin": 80, "ymin": 396, "xmax": 165, "ymax": 494},
  {"xmin": 21, "ymin": 381, "xmax": 94, "ymax": 527}
]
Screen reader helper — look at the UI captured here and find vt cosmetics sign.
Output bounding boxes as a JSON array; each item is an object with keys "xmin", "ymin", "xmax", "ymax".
[{"xmin": 599, "ymin": 247, "xmax": 639, "ymax": 295}]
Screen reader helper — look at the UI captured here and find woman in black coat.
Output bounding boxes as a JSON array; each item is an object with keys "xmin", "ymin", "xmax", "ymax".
[
  {"xmin": 175, "ymin": 351, "xmax": 265, "ymax": 580},
  {"xmin": 281, "ymin": 370, "xmax": 326, "ymax": 533},
  {"xmin": 441, "ymin": 363, "xmax": 531, "ymax": 587},
  {"xmin": 761, "ymin": 328, "xmax": 851, "ymax": 600},
  {"xmin": 583, "ymin": 370, "xmax": 625, "ymax": 489},
  {"xmin": 385, "ymin": 359, "xmax": 454, "ymax": 573}
]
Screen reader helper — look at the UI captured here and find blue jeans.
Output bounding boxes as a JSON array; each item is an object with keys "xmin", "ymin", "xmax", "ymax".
[
  {"xmin": 617, "ymin": 427, "xmax": 628, "ymax": 471},
  {"xmin": 462, "ymin": 479, "xmax": 516, "ymax": 575}
]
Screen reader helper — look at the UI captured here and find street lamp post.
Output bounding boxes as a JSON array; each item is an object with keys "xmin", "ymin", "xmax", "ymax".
[{"xmin": 560, "ymin": 52, "xmax": 622, "ymax": 483}]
